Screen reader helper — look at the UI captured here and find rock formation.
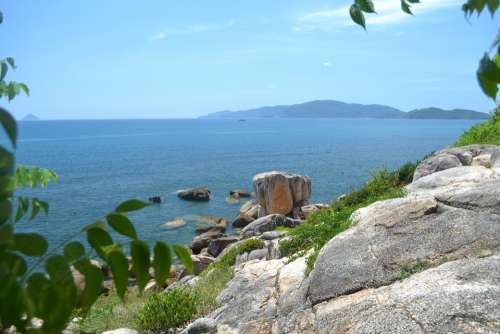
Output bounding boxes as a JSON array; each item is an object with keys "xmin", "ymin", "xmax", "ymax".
[
  {"xmin": 253, "ymin": 171, "xmax": 311, "ymax": 217},
  {"xmin": 180, "ymin": 145, "xmax": 500, "ymax": 333}
]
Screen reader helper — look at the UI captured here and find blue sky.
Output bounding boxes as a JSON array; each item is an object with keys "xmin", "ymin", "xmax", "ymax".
[{"xmin": 1, "ymin": 0, "xmax": 497, "ymax": 119}]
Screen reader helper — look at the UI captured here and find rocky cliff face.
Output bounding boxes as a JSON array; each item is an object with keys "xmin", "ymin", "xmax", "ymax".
[{"xmin": 181, "ymin": 145, "xmax": 500, "ymax": 334}]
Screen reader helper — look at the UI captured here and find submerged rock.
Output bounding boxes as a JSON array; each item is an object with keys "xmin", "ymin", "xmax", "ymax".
[
  {"xmin": 162, "ymin": 218, "xmax": 186, "ymax": 229},
  {"xmin": 177, "ymin": 187, "xmax": 211, "ymax": 201}
]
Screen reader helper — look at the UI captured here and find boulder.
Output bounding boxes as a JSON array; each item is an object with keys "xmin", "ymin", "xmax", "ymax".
[
  {"xmin": 308, "ymin": 195, "xmax": 500, "ymax": 305},
  {"xmin": 406, "ymin": 166, "xmax": 498, "ymax": 196},
  {"xmin": 191, "ymin": 254, "xmax": 215, "ymax": 276},
  {"xmin": 471, "ymin": 153, "xmax": 491, "ymax": 167},
  {"xmin": 194, "ymin": 216, "xmax": 229, "ymax": 227},
  {"xmin": 260, "ymin": 230, "xmax": 287, "ymax": 240},
  {"xmin": 232, "ymin": 213, "xmax": 254, "ymax": 228},
  {"xmin": 241, "ymin": 214, "xmax": 304, "ymax": 237},
  {"xmin": 239, "ymin": 201, "xmax": 259, "ymax": 218},
  {"xmin": 101, "ymin": 329, "xmax": 137, "ymax": 334},
  {"xmin": 190, "ymin": 231, "xmax": 224, "ymax": 254},
  {"xmin": 301, "ymin": 203, "xmax": 328, "ymax": 218},
  {"xmin": 177, "ymin": 187, "xmax": 211, "ymax": 201},
  {"xmin": 229, "ymin": 189, "xmax": 253, "ymax": 198},
  {"xmin": 253, "ymin": 171, "xmax": 311, "ymax": 216},
  {"xmin": 413, "ymin": 144, "xmax": 499, "ymax": 181},
  {"xmin": 314, "ymin": 254, "xmax": 500, "ymax": 334},
  {"xmin": 181, "ymin": 318, "xmax": 217, "ymax": 334},
  {"xmin": 208, "ymin": 236, "xmax": 239, "ymax": 257},
  {"xmin": 194, "ymin": 224, "xmax": 226, "ymax": 234},
  {"xmin": 148, "ymin": 196, "xmax": 161, "ymax": 204},
  {"xmin": 491, "ymin": 147, "xmax": 500, "ymax": 168},
  {"xmin": 412, "ymin": 153, "xmax": 461, "ymax": 181}
]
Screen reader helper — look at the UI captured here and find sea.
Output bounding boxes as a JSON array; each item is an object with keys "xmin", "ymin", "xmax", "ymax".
[{"xmin": 15, "ymin": 118, "xmax": 480, "ymax": 249}]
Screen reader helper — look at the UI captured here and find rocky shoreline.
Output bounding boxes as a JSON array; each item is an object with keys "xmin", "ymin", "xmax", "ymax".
[{"xmin": 96, "ymin": 144, "xmax": 500, "ymax": 334}]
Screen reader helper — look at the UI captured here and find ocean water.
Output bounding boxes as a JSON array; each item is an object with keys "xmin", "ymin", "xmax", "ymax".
[{"xmin": 15, "ymin": 118, "xmax": 480, "ymax": 248}]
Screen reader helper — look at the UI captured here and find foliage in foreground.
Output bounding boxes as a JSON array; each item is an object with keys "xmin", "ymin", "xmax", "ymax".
[
  {"xmin": 136, "ymin": 239, "xmax": 264, "ymax": 333},
  {"xmin": 280, "ymin": 162, "xmax": 417, "ymax": 274},
  {"xmin": 0, "ymin": 12, "xmax": 192, "ymax": 333},
  {"xmin": 455, "ymin": 108, "xmax": 500, "ymax": 146}
]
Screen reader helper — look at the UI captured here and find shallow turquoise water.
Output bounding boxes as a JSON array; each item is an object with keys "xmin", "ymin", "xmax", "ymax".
[{"xmin": 15, "ymin": 118, "xmax": 480, "ymax": 248}]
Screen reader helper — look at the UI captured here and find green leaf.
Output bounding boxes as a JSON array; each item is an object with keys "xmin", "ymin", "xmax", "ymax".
[
  {"xmin": 0, "ymin": 107, "xmax": 17, "ymax": 148},
  {"xmin": 86, "ymin": 227, "xmax": 113, "ymax": 260},
  {"xmin": 0, "ymin": 11, "xmax": 3, "ymax": 24},
  {"xmin": 64, "ymin": 241, "xmax": 85, "ymax": 262},
  {"xmin": 18, "ymin": 83, "xmax": 29, "ymax": 96},
  {"xmin": 356, "ymin": 0, "xmax": 376, "ymax": 13},
  {"xmin": 82, "ymin": 220, "xmax": 106, "ymax": 231},
  {"xmin": 0, "ymin": 223, "xmax": 14, "ymax": 249},
  {"xmin": 153, "ymin": 241, "xmax": 172, "ymax": 287},
  {"xmin": 350, "ymin": 4, "xmax": 366, "ymax": 29},
  {"xmin": 106, "ymin": 213, "xmax": 137, "ymax": 239},
  {"xmin": 173, "ymin": 244, "xmax": 192, "ymax": 274},
  {"xmin": 26, "ymin": 272, "xmax": 52, "ymax": 317},
  {"xmin": 477, "ymin": 52, "xmax": 500, "ymax": 99},
  {"xmin": 107, "ymin": 250, "xmax": 129, "ymax": 300},
  {"xmin": 0, "ymin": 62, "xmax": 8, "ymax": 81},
  {"xmin": 5, "ymin": 57, "xmax": 15, "ymax": 69},
  {"xmin": 130, "ymin": 240, "xmax": 151, "ymax": 292},
  {"xmin": 44, "ymin": 255, "xmax": 78, "ymax": 331},
  {"xmin": 407, "ymin": 0, "xmax": 420, "ymax": 3},
  {"xmin": 74, "ymin": 259, "xmax": 104, "ymax": 311},
  {"xmin": 15, "ymin": 196, "xmax": 29, "ymax": 222},
  {"xmin": 0, "ymin": 198, "xmax": 12, "ymax": 225},
  {"xmin": 0, "ymin": 251, "xmax": 27, "ymax": 276},
  {"xmin": 13, "ymin": 232, "xmax": 48, "ymax": 257},
  {"xmin": 115, "ymin": 199, "xmax": 149, "ymax": 213},
  {"xmin": 401, "ymin": 0, "xmax": 413, "ymax": 14},
  {"xmin": 30, "ymin": 198, "xmax": 41, "ymax": 220}
]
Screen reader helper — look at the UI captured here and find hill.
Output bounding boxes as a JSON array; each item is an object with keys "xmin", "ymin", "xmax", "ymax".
[
  {"xmin": 200, "ymin": 100, "xmax": 489, "ymax": 120},
  {"xmin": 21, "ymin": 114, "xmax": 40, "ymax": 121}
]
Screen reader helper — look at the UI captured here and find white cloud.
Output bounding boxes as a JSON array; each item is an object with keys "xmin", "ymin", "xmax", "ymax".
[
  {"xmin": 151, "ymin": 19, "xmax": 236, "ymax": 41},
  {"xmin": 294, "ymin": 0, "xmax": 462, "ymax": 31}
]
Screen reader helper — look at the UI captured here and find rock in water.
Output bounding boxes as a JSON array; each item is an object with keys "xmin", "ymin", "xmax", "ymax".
[
  {"xmin": 177, "ymin": 187, "xmax": 211, "ymax": 201},
  {"xmin": 162, "ymin": 218, "xmax": 186, "ymax": 229},
  {"xmin": 229, "ymin": 189, "xmax": 253, "ymax": 198},
  {"xmin": 253, "ymin": 171, "xmax": 311, "ymax": 217}
]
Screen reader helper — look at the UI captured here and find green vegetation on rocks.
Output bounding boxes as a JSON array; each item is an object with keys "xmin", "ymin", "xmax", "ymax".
[
  {"xmin": 135, "ymin": 239, "xmax": 265, "ymax": 333},
  {"xmin": 280, "ymin": 163, "xmax": 417, "ymax": 274},
  {"xmin": 455, "ymin": 108, "xmax": 500, "ymax": 146}
]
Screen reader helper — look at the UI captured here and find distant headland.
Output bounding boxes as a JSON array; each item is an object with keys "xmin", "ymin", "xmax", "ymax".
[{"xmin": 200, "ymin": 100, "xmax": 490, "ymax": 120}]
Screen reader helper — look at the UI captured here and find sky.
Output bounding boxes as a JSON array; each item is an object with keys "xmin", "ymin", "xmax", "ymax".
[{"xmin": 1, "ymin": 0, "xmax": 498, "ymax": 119}]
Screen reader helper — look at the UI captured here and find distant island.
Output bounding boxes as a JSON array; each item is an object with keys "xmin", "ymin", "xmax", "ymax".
[
  {"xmin": 200, "ymin": 100, "xmax": 489, "ymax": 120},
  {"xmin": 21, "ymin": 114, "xmax": 40, "ymax": 121}
]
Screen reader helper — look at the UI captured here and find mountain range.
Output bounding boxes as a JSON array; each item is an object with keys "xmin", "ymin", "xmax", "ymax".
[{"xmin": 200, "ymin": 100, "xmax": 489, "ymax": 120}]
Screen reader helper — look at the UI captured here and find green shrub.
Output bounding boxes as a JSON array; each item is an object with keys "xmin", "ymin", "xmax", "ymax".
[
  {"xmin": 455, "ymin": 108, "xmax": 500, "ymax": 146},
  {"xmin": 136, "ymin": 288, "xmax": 198, "ymax": 332},
  {"xmin": 134, "ymin": 239, "xmax": 265, "ymax": 333},
  {"xmin": 280, "ymin": 164, "xmax": 416, "ymax": 274},
  {"xmin": 399, "ymin": 260, "xmax": 433, "ymax": 280}
]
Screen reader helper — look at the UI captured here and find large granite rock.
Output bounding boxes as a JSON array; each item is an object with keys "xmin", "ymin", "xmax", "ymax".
[
  {"xmin": 308, "ymin": 194, "xmax": 500, "ymax": 304},
  {"xmin": 241, "ymin": 214, "xmax": 303, "ymax": 237},
  {"xmin": 191, "ymin": 254, "xmax": 215, "ymax": 276},
  {"xmin": 102, "ymin": 329, "xmax": 137, "ymax": 334},
  {"xmin": 253, "ymin": 171, "xmax": 311, "ymax": 217},
  {"xmin": 177, "ymin": 187, "xmax": 211, "ymax": 201},
  {"xmin": 314, "ymin": 254, "xmax": 500, "ymax": 334},
  {"xmin": 413, "ymin": 144, "xmax": 498, "ymax": 181}
]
